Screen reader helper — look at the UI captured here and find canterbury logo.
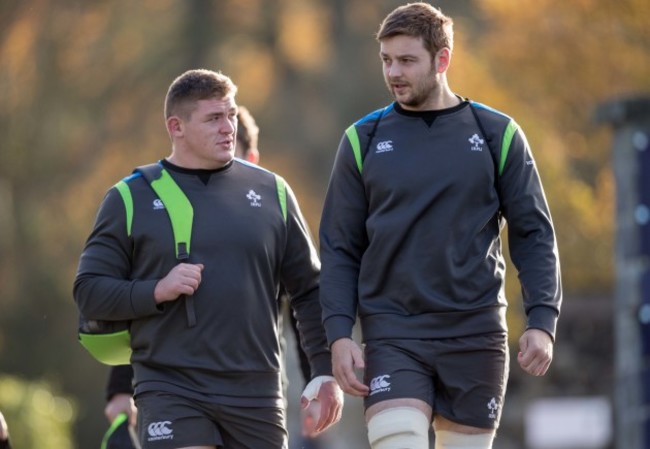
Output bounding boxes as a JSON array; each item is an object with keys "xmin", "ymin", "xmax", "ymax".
[
  {"xmin": 147, "ymin": 421, "xmax": 173, "ymax": 441},
  {"xmin": 369, "ymin": 374, "xmax": 391, "ymax": 396},
  {"xmin": 376, "ymin": 140, "xmax": 394, "ymax": 153}
]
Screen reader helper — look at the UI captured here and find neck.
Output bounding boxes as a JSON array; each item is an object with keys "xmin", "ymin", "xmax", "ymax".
[
  {"xmin": 423, "ymin": 84, "xmax": 459, "ymax": 111},
  {"xmin": 167, "ymin": 148, "xmax": 231, "ymax": 170},
  {"xmin": 400, "ymin": 78, "xmax": 459, "ymax": 111}
]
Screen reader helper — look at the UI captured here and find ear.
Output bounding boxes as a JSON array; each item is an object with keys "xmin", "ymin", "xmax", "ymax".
[
  {"xmin": 166, "ymin": 116, "xmax": 183, "ymax": 139},
  {"xmin": 435, "ymin": 47, "xmax": 452, "ymax": 74},
  {"xmin": 245, "ymin": 148, "xmax": 260, "ymax": 165}
]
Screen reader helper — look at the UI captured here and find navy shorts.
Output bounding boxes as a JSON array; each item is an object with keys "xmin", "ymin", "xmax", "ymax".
[
  {"xmin": 135, "ymin": 392, "xmax": 288, "ymax": 449},
  {"xmin": 363, "ymin": 333, "xmax": 509, "ymax": 429}
]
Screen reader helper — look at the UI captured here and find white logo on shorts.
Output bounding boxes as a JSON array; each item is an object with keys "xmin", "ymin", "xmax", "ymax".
[
  {"xmin": 487, "ymin": 397, "xmax": 498, "ymax": 419},
  {"xmin": 369, "ymin": 374, "xmax": 391, "ymax": 396},
  {"xmin": 147, "ymin": 421, "xmax": 174, "ymax": 441}
]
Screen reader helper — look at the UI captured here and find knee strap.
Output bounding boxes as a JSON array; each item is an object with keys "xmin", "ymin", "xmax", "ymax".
[
  {"xmin": 367, "ymin": 406, "xmax": 430, "ymax": 449},
  {"xmin": 434, "ymin": 429, "xmax": 495, "ymax": 449}
]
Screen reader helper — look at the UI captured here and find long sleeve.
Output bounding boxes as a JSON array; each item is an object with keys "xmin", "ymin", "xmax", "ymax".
[
  {"xmin": 498, "ymin": 125, "xmax": 562, "ymax": 339},
  {"xmin": 319, "ymin": 131, "xmax": 369, "ymax": 346},
  {"xmin": 106, "ymin": 365, "xmax": 134, "ymax": 401},
  {"xmin": 73, "ymin": 186, "xmax": 162, "ymax": 321},
  {"xmin": 281, "ymin": 182, "xmax": 332, "ymax": 378}
]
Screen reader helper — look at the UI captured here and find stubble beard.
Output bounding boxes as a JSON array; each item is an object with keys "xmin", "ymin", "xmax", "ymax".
[{"xmin": 386, "ymin": 69, "xmax": 439, "ymax": 110}]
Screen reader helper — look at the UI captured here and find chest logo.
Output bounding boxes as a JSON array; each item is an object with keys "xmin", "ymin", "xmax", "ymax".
[
  {"xmin": 376, "ymin": 140, "xmax": 394, "ymax": 153},
  {"xmin": 246, "ymin": 190, "xmax": 262, "ymax": 207},
  {"xmin": 469, "ymin": 133, "xmax": 485, "ymax": 152},
  {"xmin": 152, "ymin": 199, "xmax": 165, "ymax": 210}
]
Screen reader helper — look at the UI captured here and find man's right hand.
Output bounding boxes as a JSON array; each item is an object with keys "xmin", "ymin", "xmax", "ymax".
[
  {"xmin": 331, "ymin": 338, "xmax": 369, "ymax": 397},
  {"xmin": 154, "ymin": 263, "xmax": 204, "ymax": 304},
  {"xmin": 104, "ymin": 393, "xmax": 137, "ymax": 426}
]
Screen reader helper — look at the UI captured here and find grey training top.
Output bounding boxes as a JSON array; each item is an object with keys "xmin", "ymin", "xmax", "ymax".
[
  {"xmin": 75, "ymin": 159, "xmax": 330, "ymax": 406},
  {"xmin": 319, "ymin": 100, "xmax": 562, "ymax": 346}
]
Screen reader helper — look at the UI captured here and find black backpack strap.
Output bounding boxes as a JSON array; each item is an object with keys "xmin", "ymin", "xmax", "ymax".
[
  {"xmin": 468, "ymin": 101, "xmax": 500, "ymax": 187},
  {"xmin": 362, "ymin": 108, "xmax": 386, "ymax": 163}
]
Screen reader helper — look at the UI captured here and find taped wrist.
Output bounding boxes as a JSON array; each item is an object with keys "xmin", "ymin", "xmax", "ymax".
[{"xmin": 301, "ymin": 375, "xmax": 336, "ymax": 401}]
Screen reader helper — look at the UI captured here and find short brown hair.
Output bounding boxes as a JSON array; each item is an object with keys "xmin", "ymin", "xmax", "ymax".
[
  {"xmin": 236, "ymin": 106, "xmax": 259, "ymax": 156},
  {"xmin": 376, "ymin": 2, "xmax": 454, "ymax": 58},
  {"xmin": 164, "ymin": 69, "xmax": 238, "ymax": 120}
]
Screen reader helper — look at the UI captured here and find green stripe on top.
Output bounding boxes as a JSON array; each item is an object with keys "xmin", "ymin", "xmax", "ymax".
[
  {"xmin": 114, "ymin": 180, "xmax": 134, "ymax": 236},
  {"xmin": 345, "ymin": 125, "xmax": 363, "ymax": 174},
  {"xmin": 149, "ymin": 169, "xmax": 194, "ymax": 259},
  {"xmin": 274, "ymin": 174, "xmax": 287, "ymax": 222},
  {"xmin": 500, "ymin": 120, "xmax": 518, "ymax": 176}
]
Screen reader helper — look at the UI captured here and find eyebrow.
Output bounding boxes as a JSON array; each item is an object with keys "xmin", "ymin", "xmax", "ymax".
[{"xmin": 380, "ymin": 51, "xmax": 418, "ymax": 59}]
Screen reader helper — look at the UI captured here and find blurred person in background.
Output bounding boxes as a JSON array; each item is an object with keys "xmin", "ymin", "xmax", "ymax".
[
  {"xmin": 75, "ymin": 69, "xmax": 342, "ymax": 449},
  {"xmin": 319, "ymin": 3, "xmax": 562, "ymax": 449}
]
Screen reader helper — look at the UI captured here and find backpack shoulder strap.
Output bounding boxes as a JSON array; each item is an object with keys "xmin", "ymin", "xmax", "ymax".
[
  {"xmin": 134, "ymin": 163, "xmax": 193, "ymax": 261},
  {"xmin": 134, "ymin": 163, "xmax": 197, "ymax": 327},
  {"xmin": 468, "ymin": 100, "xmax": 519, "ymax": 178}
]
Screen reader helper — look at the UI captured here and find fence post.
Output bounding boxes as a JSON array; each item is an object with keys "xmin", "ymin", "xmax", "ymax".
[{"xmin": 595, "ymin": 95, "xmax": 650, "ymax": 449}]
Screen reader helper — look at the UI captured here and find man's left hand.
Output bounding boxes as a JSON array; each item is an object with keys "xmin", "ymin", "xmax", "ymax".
[
  {"xmin": 518, "ymin": 328, "xmax": 554, "ymax": 376},
  {"xmin": 300, "ymin": 375, "xmax": 344, "ymax": 437}
]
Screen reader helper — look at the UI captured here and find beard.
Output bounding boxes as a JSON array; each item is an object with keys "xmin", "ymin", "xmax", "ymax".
[{"xmin": 385, "ymin": 70, "xmax": 439, "ymax": 109}]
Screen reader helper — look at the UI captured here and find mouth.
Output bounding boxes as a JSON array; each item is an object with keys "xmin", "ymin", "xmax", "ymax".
[{"xmin": 390, "ymin": 81, "xmax": 409, "ymax": 92}]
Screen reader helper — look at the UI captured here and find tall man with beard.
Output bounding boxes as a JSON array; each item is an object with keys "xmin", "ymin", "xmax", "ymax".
[{"xmin": 319, "ymin": 3, "xmax": 562, "ymax": 449}]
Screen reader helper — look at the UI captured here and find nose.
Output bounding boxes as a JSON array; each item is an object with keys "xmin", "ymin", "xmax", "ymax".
[
  {"xmin": 221, "ymin": 118, "xmax": 236, "ymax": 135},
  {"xmin": 387, "ymin": 62, "xmax": 401, "ymax": 78}
]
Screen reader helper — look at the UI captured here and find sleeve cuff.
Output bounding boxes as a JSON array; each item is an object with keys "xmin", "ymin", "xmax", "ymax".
[
  {"xmin": 324, "ymin": 316, "xmax": 355, "ymax": 347},
  {"xmin": 527, "ymin": 305, "xmax": 559, "ymax": 341},
  {"xmin": 130, "ymin": 279, "xmax": 163, "ymax": 317},
  {"xmin": 309, "ymin": 353, "xmax": 334, "ymax": 378}
]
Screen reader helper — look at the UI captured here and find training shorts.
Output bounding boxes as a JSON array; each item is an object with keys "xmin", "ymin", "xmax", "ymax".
[
  {"xmin": 363, "ymin": 333, "xmax": 509, "ymax": 429},
  {"xmin": 135, "ymin": 391, "xmax": 288, "ymax": 449}
]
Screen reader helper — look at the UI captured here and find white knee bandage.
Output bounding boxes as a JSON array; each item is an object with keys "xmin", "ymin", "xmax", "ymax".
[
  {"xmin": 367, "ymin": 407, "xmax": 430, "ymax": 449},
  {"xmin": 434, "ymin": 429, "xmax": 495, "ymax": 449}
]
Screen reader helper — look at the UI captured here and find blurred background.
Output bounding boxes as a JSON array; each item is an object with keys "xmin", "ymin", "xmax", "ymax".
[{"xmin": 0, "ymin": 0, "xmax": 649, "ymax": 448}]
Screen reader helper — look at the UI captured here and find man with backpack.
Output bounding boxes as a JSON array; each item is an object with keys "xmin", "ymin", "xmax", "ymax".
[
  {"xmin": 75, "ymin": 69, "xmax": 342, "ymax": 449},
  {"xmin": 100, "ymin": 105, "xmax": 324, "ymax": 449}
]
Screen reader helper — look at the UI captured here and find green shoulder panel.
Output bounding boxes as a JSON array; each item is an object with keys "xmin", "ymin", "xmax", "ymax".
[
  {"xmin": 500, "ymin": 120, "xmax": 519, "ymax": 176},
  {"xmin": 345, "ymin": 125, "xmax": 363, "ymax": 174},
  {"xmin": 114, "ymin": 180, "xmax": 133, "ymax": 236},
  {"xmin": 274, "ymin": 174, "xmax": 288, "ymax": 222}
]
